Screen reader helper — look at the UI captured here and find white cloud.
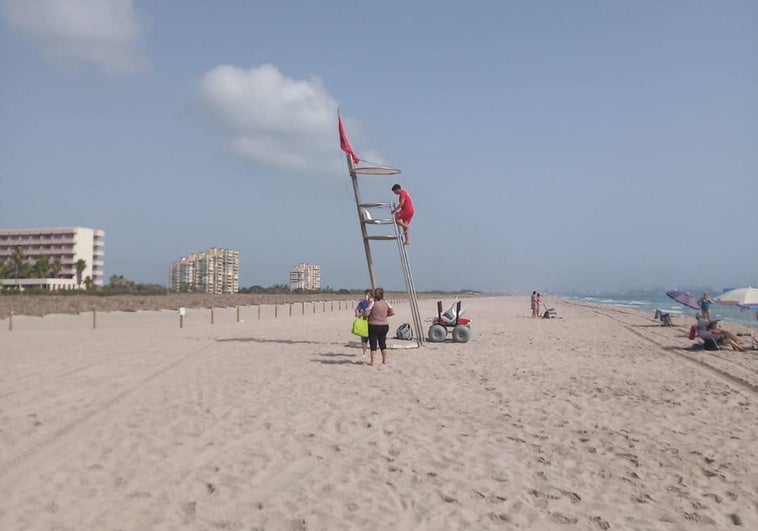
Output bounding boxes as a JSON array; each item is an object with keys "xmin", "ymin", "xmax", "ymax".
[
  {"xmin": 199, "ymin": 64, "xmax": 366, "ymax": 177},
  {"xmin": 1, "ymin": 0, "xmax": 145, "ymax": 75}
]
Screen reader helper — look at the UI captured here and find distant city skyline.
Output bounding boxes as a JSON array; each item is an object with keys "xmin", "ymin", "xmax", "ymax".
[{"xmin": 1, "ymin": 2, "xmax": 755, "ymax": 292}]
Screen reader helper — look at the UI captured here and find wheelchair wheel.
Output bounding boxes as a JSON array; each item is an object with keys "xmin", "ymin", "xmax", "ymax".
[
  {"xmin": 452, "ymin": 325, "xmax": 471, "ymax": 343},
  {"xmin": 427, "ymin": 324, "xmax": 447, "ymax": 342}
]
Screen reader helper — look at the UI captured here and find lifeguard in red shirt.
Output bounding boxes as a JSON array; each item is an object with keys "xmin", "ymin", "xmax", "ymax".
[{"xmin": 391, "ymin": 184, "xmax": 414, "ymax": 245}]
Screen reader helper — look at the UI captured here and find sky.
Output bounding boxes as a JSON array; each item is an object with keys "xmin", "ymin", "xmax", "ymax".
[{"xmin": 0, "ymin": 0, "xmax": 756, "ymax": 294}]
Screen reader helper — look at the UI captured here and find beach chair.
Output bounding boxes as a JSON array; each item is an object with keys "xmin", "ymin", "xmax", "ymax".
[
  {"xmin": 696, "ymin": 328, "xmax": 722, "ymax": 350},
  {"xmin": 654, "ymin": 309, "xmax": 673, "ymax": 326},
  {"xmin": 440, "ymin": 299, "xmax": 465, "ymax": 324},
  {"xmin": 540, "ymin": 298, "xmax": 558, "ymax": 319},
  {"xmin": 696, "ymin": 327, "xmax": 753, "ymax": 351}
]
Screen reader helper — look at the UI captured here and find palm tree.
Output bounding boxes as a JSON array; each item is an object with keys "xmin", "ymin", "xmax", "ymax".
[
  {"xmin": 10, "ymin": 247, "xmax": 27, "ymax": 289},
  {"xmin": 32, "ymin": 255, "xmax": 51, "ymax": 279},
  {"xmin": 74, "ymin": 259, "xmax": 86, "ymax": 289},
  {"xmin": 11, "ymin": 247, "xmax": 26, "ymax": 279},
  {"xmin": 51, "ymin": 258, "xmax": 62, "ymax": 279}
]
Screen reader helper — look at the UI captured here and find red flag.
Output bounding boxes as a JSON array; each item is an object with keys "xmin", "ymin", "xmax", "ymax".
[{"xmin": 338, "ymin": 116, "xmax": 359, "ymax": 164}]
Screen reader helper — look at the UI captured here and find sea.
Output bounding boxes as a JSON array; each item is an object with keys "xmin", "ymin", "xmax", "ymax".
[{"xmin": 562, "ymin": 292, "xmax": 758, "ymax": 328}]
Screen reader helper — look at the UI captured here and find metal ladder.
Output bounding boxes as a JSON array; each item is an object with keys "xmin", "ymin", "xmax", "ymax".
[
  {"xmin": 346, "ymin": 155, "xmax": 424, "ymax": 346},
  {"xmin": 392, "ymin": 215, "xmax": 425, "ymax": 346}
]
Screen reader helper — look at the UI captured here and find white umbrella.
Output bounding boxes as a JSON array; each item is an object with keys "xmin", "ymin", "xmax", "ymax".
[{"xmin": 715, "ymin": 287, "xmax": 758, "ymax": 307}]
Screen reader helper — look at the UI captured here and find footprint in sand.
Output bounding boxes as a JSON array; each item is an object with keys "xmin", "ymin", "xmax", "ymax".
[
  {"xmin": 683, "ymin": 512, "xmax": 716, "ymax": 525},
  {"xmin": 177, "ymin": 501, "xmax": 196, "ymax": 519},
  {"xmin": 589, "ymin": 515, "xmax": 610, "ymax": 529},
  {"xmin": 550, "ymin": 512, "xmax": 578, "ymax": 525}
]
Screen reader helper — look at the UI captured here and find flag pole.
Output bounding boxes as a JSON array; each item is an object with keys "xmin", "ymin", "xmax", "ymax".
[
  {"xmin": 340, "ymin": 111, "xmax": 377, "ymax": 290},
  {"xmin": 346, "ymin": 152, "xmax": 377, "ymax": 290}
]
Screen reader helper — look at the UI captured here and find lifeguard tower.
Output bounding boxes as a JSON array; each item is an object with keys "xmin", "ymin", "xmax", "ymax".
[{"xmin": 339, "ymin": 116, "xmax": 424, "ymax": 346}]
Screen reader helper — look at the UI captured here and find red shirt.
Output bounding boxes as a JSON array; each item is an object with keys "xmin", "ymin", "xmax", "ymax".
[{"xmin": 398, "ymin": 190, "xmax": 414, "ymax": 214}]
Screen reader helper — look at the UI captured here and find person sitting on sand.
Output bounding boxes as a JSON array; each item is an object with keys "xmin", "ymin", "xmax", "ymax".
[{"xmin": 705, "ymin": 321, "xmax": 746, "ymax": 351}]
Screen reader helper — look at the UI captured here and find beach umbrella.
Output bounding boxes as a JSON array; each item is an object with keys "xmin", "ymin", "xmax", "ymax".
[
  {"xmin": 715, "ymin": 287, "xmax": 758, "ymax": 307},
  {"xmin": 665, "ymin": 290, "xmax": 700, "ymax": 310}
]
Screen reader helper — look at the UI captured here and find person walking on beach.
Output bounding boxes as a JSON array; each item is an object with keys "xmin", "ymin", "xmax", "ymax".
[
  {"xmin": 530, "ymin": 291, "xmax": 538, "ymax": 318},
  {"xmin": 391, "ymin": 184, "xmax": 414, "ymax": 245},
  {"xmin": 366, "ymin": 287, "xmax": 394, "ymax": 366},
  {"xmin": 698, "ymin": 292, "xmax": 713, "ymax": 322},
  {"xmin": 355, "ymin": 289, "xmax": 373, "ymax": 357}
]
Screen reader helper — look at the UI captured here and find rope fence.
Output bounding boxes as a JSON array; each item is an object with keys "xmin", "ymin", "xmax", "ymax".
[{"xmin": 2, "ymin": 298, "xmax": 409, "ymax": 332}]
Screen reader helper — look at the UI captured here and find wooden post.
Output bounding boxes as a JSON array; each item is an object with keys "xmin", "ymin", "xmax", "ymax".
[
  {"xmin": 312, "ymin": 302, "xmax": 316, "ymax": 314},
  {"xmin": 211, "ymin": 305, "xmax": 215, "ymax": 324},
  {"xmin": 289, "ymin": 304, "xmax": 292, "ymax": 316},
  {"xmin": 322, "ymin": 302, "xmax": 325, "ymax": 312},
  {"xmin": 258, "ymin": 306, "xmax": 261, "ymax": 319},
  {"xmin": 180, "ymin": 315, "xmax": 183, "ymax": 329},
  {"xmin": 9, "ymin": 309, "xmax": 13, "ymax": 331},
  {"xmin": 275, "ymin": 305, "xmax": 278, "ymax": 318},
  {"xmin": 331, "ymin": 302, "xmax": 333, "ymax": 312},
  {"xmin": 92, "ymin": 309, "xmax": 96, "ymax": 329},
  {"xmin": 301, "ymin": 302, "xmax": 305, "ymax": 315},
  {"xmin": 236, "ymin": 305, "xmax": 240, "ymax": 322}
]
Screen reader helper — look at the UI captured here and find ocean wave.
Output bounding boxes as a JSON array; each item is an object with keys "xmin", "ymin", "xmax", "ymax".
[{"xmin": 568, "ymin": 293, "xmax": 756, "ymax": 327}]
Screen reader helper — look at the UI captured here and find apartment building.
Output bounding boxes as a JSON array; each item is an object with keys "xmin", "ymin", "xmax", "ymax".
[
  {"xmin": 289, "ymin": 263, "xmax": 321, "ymax": 291},
  {"xmin": 169, "ymin": 247, "xmax": 239, "ymax": 294},
  {"xmin": 0, "ymin": 227, "xmax": 105, "ymax": 290}
]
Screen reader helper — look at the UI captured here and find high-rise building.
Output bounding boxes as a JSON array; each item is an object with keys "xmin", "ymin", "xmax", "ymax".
[
  {"xmin": 289, "ymin": 263, "xmax": 321, "ymax": 291},
  {"xmin": 169, "ymin": 247, "xmax": 239, "ymax": 294},
  {"xmin": 0, "ymin": 227, "xmax": 105, "ymax": 290}
]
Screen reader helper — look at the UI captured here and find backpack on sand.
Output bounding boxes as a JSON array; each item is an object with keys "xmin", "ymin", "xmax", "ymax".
[{"xmin": 396, "ymin": 323, "xmax": 412, "ymax": 340}]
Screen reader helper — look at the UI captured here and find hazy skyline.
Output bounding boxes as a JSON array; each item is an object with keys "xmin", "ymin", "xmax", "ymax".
[{"xmin": 1, "ymin": 1, "xmax": 756, "ymax": 293}]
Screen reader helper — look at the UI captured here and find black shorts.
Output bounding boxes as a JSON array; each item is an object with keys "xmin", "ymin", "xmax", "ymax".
[{"xmin": 368, "ymin": 324, "xmax": 390, "ymax": 351}]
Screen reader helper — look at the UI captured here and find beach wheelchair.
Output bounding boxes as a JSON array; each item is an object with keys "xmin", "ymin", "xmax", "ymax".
[{"xmin": 427, "ymin": 300, "xmax": 471, "ymax": 343}]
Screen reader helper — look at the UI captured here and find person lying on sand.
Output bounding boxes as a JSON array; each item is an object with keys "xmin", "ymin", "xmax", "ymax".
[{"xmin": 706, "ymin": 321, "xmax": 746, "ymax": 352}]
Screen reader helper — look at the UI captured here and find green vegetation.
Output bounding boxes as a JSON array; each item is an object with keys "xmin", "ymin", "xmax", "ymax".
[
  {"xmin": 0, "ymin": 251, "xmax": 486, "ymax": 297},
  {"xmin": 74, "ymin": 259, "xmax": 86, "ymax": 288},
  {"xmin": 94, "ymin": 274, "xmax": 166, "ymax": 296},
  {"xmin": 239, "ymin": 284, "xmax": 355, "ymax": 295},
  {"xmin": 1, "ymin": 248, "xmax": 67, "ymax": 281},
  {"xmin": 239, "ymin": 285, "xmax": 483, "ymax": 296}
]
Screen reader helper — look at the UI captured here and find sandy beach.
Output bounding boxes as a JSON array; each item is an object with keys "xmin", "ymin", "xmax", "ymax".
[{"xmin": 1, "ymin": 296, "xmax": 756, "ymax": 530}]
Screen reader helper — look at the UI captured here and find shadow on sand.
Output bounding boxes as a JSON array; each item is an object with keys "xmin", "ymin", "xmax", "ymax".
[
  {"xmin": 311, "ymin": 354, "xmax": 365, "ymax": 366},
  {"xmin": 217, "ymin": 337, "xmax": 331, "ymax": 345}
]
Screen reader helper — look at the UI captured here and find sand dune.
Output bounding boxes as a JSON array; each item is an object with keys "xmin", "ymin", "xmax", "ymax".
[
  {"xmin": 1, "ymin": 297, "xmax": 756, "ymax": 529},
  {"xmin": 0, "ymin": 293, "xmax": 376, "ymax": 319}
]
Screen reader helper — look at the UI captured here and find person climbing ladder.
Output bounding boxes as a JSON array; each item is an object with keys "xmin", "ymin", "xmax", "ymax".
[{"xmin": 391, "ymin": 184, "xmax": 414, "ymax": 245}]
